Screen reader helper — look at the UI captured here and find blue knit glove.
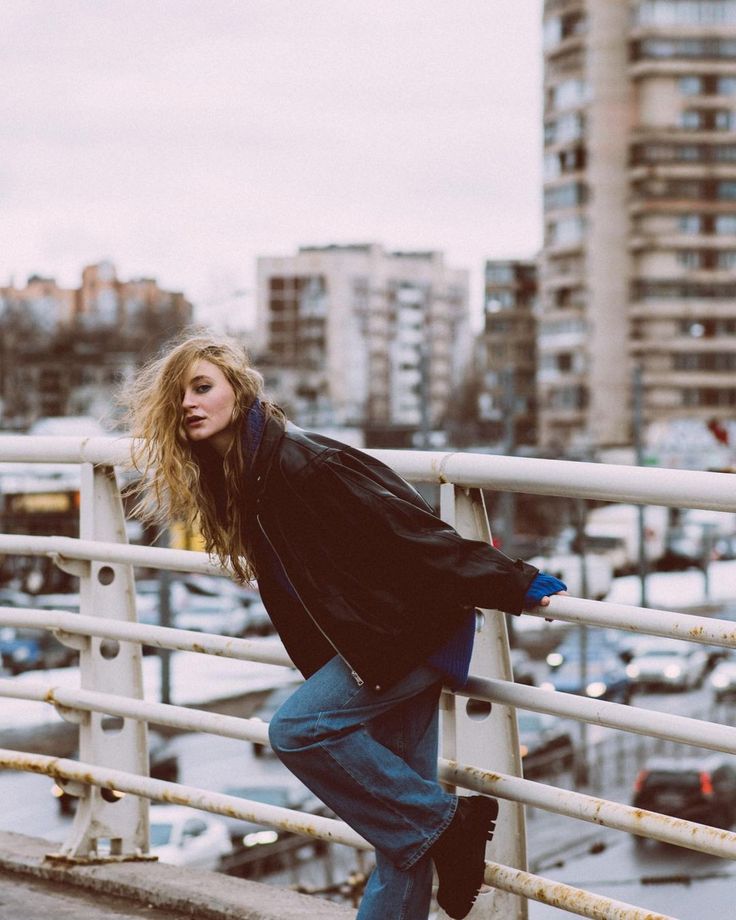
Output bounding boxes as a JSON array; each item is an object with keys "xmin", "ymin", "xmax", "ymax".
[{"xmin": 523, "ymin": 572, "xmax": 567, "ymax": 611}]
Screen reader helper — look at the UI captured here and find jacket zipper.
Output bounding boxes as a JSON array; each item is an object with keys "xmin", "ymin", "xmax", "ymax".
[{"xmin": 256, "ymin": 514, "xmax": 365, "ymax": 687}]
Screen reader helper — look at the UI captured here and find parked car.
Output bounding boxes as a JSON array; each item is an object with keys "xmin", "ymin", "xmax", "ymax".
[
  {"xmin": 0, "ymin": 625, "xmax": 77, "ymax": 674},
  {"xmin": 52, "ymin": 729, "xmax": 179, "ymax": 814},
  {"xmin": 710, "ymin": 654, "xmax": 736, "ymax": 703},
  {"xmin": 249, "ymin": 680, "xmax": 303, "ymax": 757},
  {"xmin": 542, "ymin": 629, "xmax": 632, "ymax": 703},
  {"xmin": 149, "ymin": 804, "xmax": 233, "ymax": 869},
  {"xmin": 624, "ymin": 638, "xmax": 709, "ymax": 692},
  {"xmin": 31, "ymin": 592, "xmax": 81, "ymax": 613},
  {"xmin": 517, "ymin": 711, "xmax": 575, "ymax": 777},
  {"xmin": 632, "ymin": 755, "xmax": 736, "ymax": 831},
  {"xmin": 174, "ymin": 595, "xmax": 249, "ymax": 637},
  {"xmin": 217, "ymin": 780, "xmax": 331, "ymax": 876},
  {"xmin": 135, "ymin": 576, "xmax": 253, "ymax": 637},
  {"xmin": 180, "ymin": 575, "xmax": 272, "ymax": 636}
]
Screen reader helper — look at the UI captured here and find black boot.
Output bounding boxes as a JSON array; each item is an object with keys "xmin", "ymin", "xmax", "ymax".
[{"xmin": 428, "ymin": 794, "xmax": 498, "ymax": 919}]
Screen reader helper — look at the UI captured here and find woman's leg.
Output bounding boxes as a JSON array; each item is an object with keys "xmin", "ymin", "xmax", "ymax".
[
  {"xmin": 356, "ymin": 679, "xmax": 442, "ymax": 920},
  {"xmin": 268, "ymin": 656, "xmax": 455, "ymax": 873}
]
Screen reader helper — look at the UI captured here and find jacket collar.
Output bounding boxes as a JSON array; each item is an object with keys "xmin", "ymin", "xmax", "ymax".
[{"xmin": 247, "ymin": 414, "xmax": 285, "ymax": 503}]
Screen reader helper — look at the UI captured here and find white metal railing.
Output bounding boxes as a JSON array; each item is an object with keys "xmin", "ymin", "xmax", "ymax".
[{"xmin": 0, "ymin": 435, "xmax": 734, "ymax": 920}]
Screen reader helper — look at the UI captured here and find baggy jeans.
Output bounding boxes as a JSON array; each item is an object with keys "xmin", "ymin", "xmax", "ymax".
[{"xmin": 268, "ymin": 656, "xmax": 457, "ymax": 920}]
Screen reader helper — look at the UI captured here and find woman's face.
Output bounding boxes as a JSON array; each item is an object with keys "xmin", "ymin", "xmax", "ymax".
[{"xmin": 181, "ymin": 359, "xmax": 237, "ymax": 455}]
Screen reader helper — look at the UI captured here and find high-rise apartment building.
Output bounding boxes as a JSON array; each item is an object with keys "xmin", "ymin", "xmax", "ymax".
[
  {"xmin": 541, "ymin": 0, "xmax": 736, "ymax": 454},
  {"xmin": 256, "ymin": 244, "xmax": 469, "ymax": 440},
  {"xmin": 478, "ymin": 260, "xmax": 538, "ymax": 447}
]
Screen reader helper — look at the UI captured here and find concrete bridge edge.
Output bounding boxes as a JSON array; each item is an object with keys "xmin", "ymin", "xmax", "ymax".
[{"xmin": 0, "ymin": 831, "xmax": 356, "ymax": 919}]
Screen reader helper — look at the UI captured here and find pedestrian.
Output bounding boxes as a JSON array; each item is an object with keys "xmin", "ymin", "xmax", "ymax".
[{"xmin": 124, "ymin": 330, "xmax": 566, "ymax": 920}]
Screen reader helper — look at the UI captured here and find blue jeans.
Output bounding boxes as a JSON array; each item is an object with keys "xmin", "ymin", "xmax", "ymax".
[{"xmin": 268, "ymin": 656, "xmax": 457, "ymax": 920}]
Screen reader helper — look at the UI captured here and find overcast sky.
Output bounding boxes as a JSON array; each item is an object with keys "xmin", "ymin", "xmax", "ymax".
[{"xmin": 1, "ymin": 0, "xmax": 544, "ymax": 329}]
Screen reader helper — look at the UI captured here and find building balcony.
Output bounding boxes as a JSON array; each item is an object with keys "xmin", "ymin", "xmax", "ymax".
[
  {"xmin": 630, "ymin": 233, "xmax": 736, "ymax": 251},
  {"xmin": 642, "ymin": 369, "xmax": 736, "ymax": 389}
]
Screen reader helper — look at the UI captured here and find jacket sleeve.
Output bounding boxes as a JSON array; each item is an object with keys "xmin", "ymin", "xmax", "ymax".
[{"xmin": 293, "ymin": 448, "xmax": 538, "ymax": 615}]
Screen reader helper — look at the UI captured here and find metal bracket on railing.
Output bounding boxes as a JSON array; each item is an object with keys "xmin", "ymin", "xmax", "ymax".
[
  {"xmin": 51, "ymin": 628, "xmax": 89, "ymax": 652},
  {"xmin": 49, "ymin": 552, "xmax": 91, "ymax": 579},
  {"xmin": 55, "ymin": 462, "xmax": 150, "ymax": 863},
  {"xmin": 54, "ymin": 704, "xmax": 89, "ymax": 726},
  {"xmin": 439, "ymin": 483, "xmax": 528, "ymax": 920}
]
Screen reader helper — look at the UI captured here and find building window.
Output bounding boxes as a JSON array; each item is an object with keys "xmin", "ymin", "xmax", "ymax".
[
  {"xmin": 544, "ymin": 112, "xmax": 584, "ymax": 146},
  {"xmin": 674, "ymin": 352, "xmax": 736, "ymax": 371},
  {"xmin": 679, "ymin": 214, "xmax": 702, "ymax": 234},
  {"xmin": 544, "ymin": 182, "xmax": 587, "ymax": 211},
  {"xmin": 716, "ymin": 110, "xmax": 736, "ymax": 130},
  {"xmin": 682, "ymin": 388, "xmax": 736, "ymax": 407},
  {"xmin": 719, "ymin": 76, "xmax": 736, "ymax": 95},
  {"xmin": 715, "ymin": 214, "xmax": 736, "ymax": 234},
  {"xmin": 635, "ymin": 280, "xmax": 736, "ymax": 298},
  {"xmin": 635, "ymin": 1, "xmax": 736, "ymax": 27},
  {"xmin": 717, "ymin": 250, "xmax": 736, "ymax": 268},
  {"xmin": 485, "ymin": 264, "xmax": 514, "ymax": 284},
  {"xmin": 551, "ymin": 79, "xmax": 590, "ymax": 110},
  {"xmin": 634, "ymin": 37, "xmax": 736, "ymax": 59},
  {"xmin": 680, "ymin": 109, "xmax": 736, "ymax": 131},
  {"xmin": 679, "ymin": 75, "xmax": 704, "ymax": 96},
  {"xmin": 680, "ymin": 318, "xmax": 736, "ymax": 336},
  {"xmin": 677, "ymin": 250, "xmax": 702, "ymax": 268}
]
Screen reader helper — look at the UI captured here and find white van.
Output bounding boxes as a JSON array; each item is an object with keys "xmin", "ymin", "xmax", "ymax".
[{"xmin": 585, "ymin": 504, "xmax": 669, "ymax": 573}]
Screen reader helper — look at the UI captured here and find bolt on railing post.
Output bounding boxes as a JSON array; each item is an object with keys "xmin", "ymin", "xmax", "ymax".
[
  {"xmin": 439, "ymin": 484, "xmax": 527, "ymax": 920},
  {"xmin": 56, "ymin": 462, "xmax": 150, "ymax": 861}
]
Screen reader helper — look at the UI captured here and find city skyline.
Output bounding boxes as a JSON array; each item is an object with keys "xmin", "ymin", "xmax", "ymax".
[{"xmin": 1, "ymin": 1, "xmax": 544, "ymax": 330}]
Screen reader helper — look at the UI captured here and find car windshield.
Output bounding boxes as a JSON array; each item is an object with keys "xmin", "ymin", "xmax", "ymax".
[
  {"xmin": 150, "ymin": 822, "xmax": 173, "ymax": 846},
  {"xmin": 643, "ymin": 771, "xmax": 702, "ymax": 791}
]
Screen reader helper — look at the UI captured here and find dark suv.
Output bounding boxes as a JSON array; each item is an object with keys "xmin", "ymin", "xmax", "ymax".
[{"xmin": 632, "ymin": 755, "xmax": 736, "ymax": 830}]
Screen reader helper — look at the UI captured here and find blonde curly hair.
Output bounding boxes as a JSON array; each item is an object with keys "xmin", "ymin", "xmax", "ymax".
[{"xmin": 121, "ymin": 328, "xmax": 284, "ymax": 583}]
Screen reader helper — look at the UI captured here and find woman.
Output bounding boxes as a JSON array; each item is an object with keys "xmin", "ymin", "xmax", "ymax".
[{"xmin": 126, "ymin": 330, "xmax": 565, "ymax": 920}]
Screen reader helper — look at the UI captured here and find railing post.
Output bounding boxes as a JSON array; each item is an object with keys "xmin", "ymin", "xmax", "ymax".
[
  {"xmin": 439, "ymin": 484, "xmax": 528, "ymax": 920},
  {"xmin": 56, "ymin": 462, "xmax": 150, "ymax": 861}
]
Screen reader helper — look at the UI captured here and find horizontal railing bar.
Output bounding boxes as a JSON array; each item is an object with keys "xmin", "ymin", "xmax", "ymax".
[
  {"xmin": 0, "ymin": 534, "xmax": 221, "ymax": 576},
  {"xmin": 459, "ymin": 676, "xmax": 736, "ymax": 755},
  {"xmin": 0, "ymin": 748, "xmax": 370, "ymax": 851},
  {"xmin": 1, "ymin": 435, "xmax": 734, "ymax": 512},
  {"xmin": 0, "ymin": 748, "xmax": 673, "ymax": 920},
  {"xmin": 0, "ymin": 679, "xmax": 272, "ymax": 745},
  {"xmin": 3, "ymin": 677, "xmax": 732, "ymax": 863},
  {"xmin": 533, "ymin": 595, "xmax": 736, "ymax": 650},
  {"xmin": 373, "ymin": 450, "xmax": 736, "ymax": 511},
  {"xmin": 5, "ymin": 606, "xmax": 736, "ymax": 753},
  {"xmin": 440, "ymin": 759, "xmax": 736, "ymax": 861},
  {"xmin": 0, "ymin": 607, "xmax": 294, "ymax": 668},
  {"xmin": 481, "ymin": 860, "xmax": 674, "ymax": 920}
]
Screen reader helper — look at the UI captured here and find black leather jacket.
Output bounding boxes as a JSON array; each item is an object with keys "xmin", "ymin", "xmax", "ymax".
[{"xmin": 247, "ymin": 417, "xmax": 538, "ymax": 692}]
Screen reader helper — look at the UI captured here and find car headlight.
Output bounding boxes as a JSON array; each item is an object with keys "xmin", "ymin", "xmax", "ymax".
[
  {"xmin": 664, "ymin": 665, "xmax": 682, "ymax": 680},
  {"xmin": 625, "ymin": 664, "xmax": 640, "ymax": 679},
  {"xmin": 13, "ymin": 647, "xmax": 31, "ymax": 661},
  {"xmin": 540, "ymin": 681, "xmax": 555, "ymax": 692},
  {"xmin": 546, "ymin": 652, "xmax": 563, "ymax": 668},
  {"xmin": 586, "ymin": 681, "xmax": 607, "ymax": 698},
  {"xmin": 243, "ymin": 830, "xmax": 279, "ymax": 848}
]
